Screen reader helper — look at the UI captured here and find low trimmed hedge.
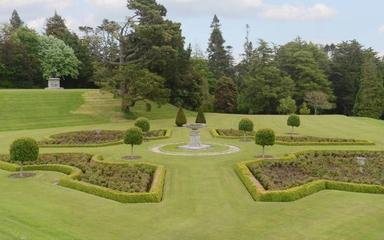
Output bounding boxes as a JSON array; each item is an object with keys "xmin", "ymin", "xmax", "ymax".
[
  {"xmin": 0, "ymin": 154, "xmax": 165, "ymax": 203},
  {"xmin": 236, "ymin": 150, "xmax": 384, "ymax": 202},
  {"xmin": 211, "ymin": 129, "xmax": 374, "ymax": 146},
  {"xmin": 39, "ymin": 129, "xmax": 172, "ymax": 148}
]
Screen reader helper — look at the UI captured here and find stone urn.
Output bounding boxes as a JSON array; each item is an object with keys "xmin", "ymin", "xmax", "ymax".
[
  {"xmin": 46, "ymin": 78, "xmax": 63, "ymax": 90},
  {"xmin": 178, "ymin": 123, "xmax": 211, "ymax": 150}
]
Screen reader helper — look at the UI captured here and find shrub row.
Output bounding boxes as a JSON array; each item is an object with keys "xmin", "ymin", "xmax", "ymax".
[
  {"xmin": 0, "ymin": 154, "xmax": 165, "ymax": 203},
  {"xmin": 211, "ymin": 129, "xmax": 374, "ymax": 145},
  {"xmin": 39, "ymin": 129, "xmax": 172, "ymax": 148},
  {"xmin": 236, "ymin": 150, "xmax": 384, "ymax": 202}
]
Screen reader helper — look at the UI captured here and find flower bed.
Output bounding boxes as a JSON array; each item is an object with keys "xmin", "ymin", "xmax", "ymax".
[
  {"xmin": 236, "ymin": 151, "xmax": 384, "ymax": 202},
  {"xmin": 39, "ymin": 129, "xmax": 171, "ymax": 147},
  {"xmin": 211, "ymin": 129, "xmax": 373, "ymax": 145},
  {"xmin": 0, "ymin": 153, "xmax": 165, "ymax": 203}
]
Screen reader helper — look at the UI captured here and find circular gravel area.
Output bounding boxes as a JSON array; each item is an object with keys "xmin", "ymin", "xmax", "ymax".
[{"xmin": 151, "ymin": 142, "xmax": 240, "ymax": 156}]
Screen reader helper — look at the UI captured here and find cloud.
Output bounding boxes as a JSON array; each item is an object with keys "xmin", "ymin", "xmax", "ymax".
[
  {"xmin": 259, "ymin": 3, "xmax": 336, "ymax": 21},
  {"xmin": 0, "ymin": 0, "xmax": 72, "ymax": 9},
  {"xmin": 378, "ymin": 25, "xmax": 384, "ymax": 33},
  {"xmin": 86, "ymin": 0, "xmax": 126, "ymax": 8}
]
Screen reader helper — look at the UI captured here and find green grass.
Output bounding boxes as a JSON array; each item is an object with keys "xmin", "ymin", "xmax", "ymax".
[{"xmin": 0, "ymin": 90, "xmax": 384, "ymax": 239}]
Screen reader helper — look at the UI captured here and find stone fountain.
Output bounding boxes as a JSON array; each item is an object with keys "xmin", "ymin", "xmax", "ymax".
[{"xmin": 178, "ymin": 123, "xmax": 211, "ymax": 150}]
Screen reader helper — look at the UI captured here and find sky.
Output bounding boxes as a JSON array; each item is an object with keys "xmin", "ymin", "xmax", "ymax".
[{"xmin": 1, "ymin": 0, "xmax": 384, "ymax": 59}]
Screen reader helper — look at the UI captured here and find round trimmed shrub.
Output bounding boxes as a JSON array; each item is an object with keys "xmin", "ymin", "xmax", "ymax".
[
  {"xmin": 10, "ymin": 138, "xmax": 39, "ymax": 176},
  {"xmin": 175, "ymin": 107, "xmax": 187, "ymax": 127},
  {"xmin": 134, "ymin": 117, "xmax": 150, "ymax": 132},
  {"xmin": 124, "ymin": 127, "xmax": 143, "ymax": 156},
  {"xmin": 255, "ymin": 129, "xmax": 275, "ymax": 158},
  {"xmin": 195, "ymin": 110, "xmax": 207, "ymax": 124},
  {"xmin": 287, "ymin": 114, "xmax": 300, "ymax": 133},
  {"xmin": 239, "ymin": 118, "xmax": 254, "ymax": 132}
]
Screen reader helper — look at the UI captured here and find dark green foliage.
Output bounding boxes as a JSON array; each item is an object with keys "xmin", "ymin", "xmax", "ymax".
[
  {"xmin": 299, "ymin": 102, "xmax": 311, "ymax": 115},
  {"xmin": 10, "ymin": 138, "xmax": 39, "ymax": 163},
  {"xmin": 255, "ymin": 129, "xmax": 275, "ymax": 157},
  {"xmin": 239, "ymin": 118, "xmax": 254, "ymax": 132},
  {"xmin": 175, "ymin": 107, "xmax": 187, "ymax": 127},
  {"xmin": 287, "ymin": 114, "xmax": 300, "ymax": 133},
  {"xmin": 214, "ymin": 76, "xmax": 237, "ymax": 113},
  {"xmin": 329, "ymin": 40, "xmax": 364, "ymax": 115},
  {"xmin": 135, "ymin": 117, "xmax": 151, "ymax": 132},
  {"xmin": 249, "ymin": 151, "xmax": 384, "ymax": 191},
  {"xmin": 195, "ymin": 109, "xmax": 206, "ymax": 124},
  {"xmin": 10, "ymin": 10, "xmax": 23, "ymax": 30},
  {"xmin": 207, "ymin": 15, "xmax": 233, "ymax": 80},
  {"xmin": 353, "ymin": 54, "xmax": 384, "ymax": 119}
]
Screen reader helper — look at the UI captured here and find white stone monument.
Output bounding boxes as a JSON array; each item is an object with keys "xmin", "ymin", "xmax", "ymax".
[
  {"xmin": 179, "ymin": 123, "xmax": 211, "ymax": 150},
  {"xmin": 46, "ymin": 78, "xmax": 63, "ymax": 90}
]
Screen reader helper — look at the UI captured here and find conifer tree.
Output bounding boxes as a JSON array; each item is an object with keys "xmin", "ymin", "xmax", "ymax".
[
  {"xmin": 353, "ymin": 54, "xmax": 384, "ymax": 119},
  {"xmin": 10, "ymin": 10, "xmax": 23, "ymax": 30},
  {"xmin": 214, "ymin": 76, "xmax": 238, "ymax": 113}
]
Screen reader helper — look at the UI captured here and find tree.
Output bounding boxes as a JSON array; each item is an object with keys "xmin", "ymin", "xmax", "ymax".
[
  {"xmin": 195, "ymin": 109, "xmax": 206, "ymax": 124},
  {"xmin": 175, "ymin": 107, "xmax": 187, "ymax": 127},
  {"xmin": 255, "ymin": 129, "xmax": 275, "ymax": 158},
  {"xmin": 353, "ymin": 54, "xmax": 384, "ymax": 119},
  {"xmin": 287, "ymin": 114, "xmax": 300, "ymax": 133},
  {"xmin": 214, "ymin": 76, "xmax": 237, "ymax": 113},
  {"xmin": 134, "ymin": 117, "xmax": 150, "ymax": 132},
  {"xmin": 239, "ymin": 40, "xmax": 294, "ymax": 114},
  {"xmin": 10, "ymin": 138, "xmax": 39, "ymax": 177},
  {"xmin": 299, "ymin": 102, "xmax": 311, "ymax": 115},
  {"xmin": 239, "ymin": 118, "xmax": 254, "ymax": 141},
  {"xmin": 277, "ymin": 38, "xmax": 334, "ymax": 104},
  {"xmin": 277, "ymin": 97, "xmax": 296, "ymax": 114},
  {"xmin": 38, "ymin": 35, "xmax": 80, "ymax": 80},
  {"xmin": 10, "ymin": 10, "xmax": 23, "ymax": 30},
  {"xmin": 46, "ymin": 12, "xmax": 94, "ymax": 88},
  {"xmin": 329, "ymin": 40, "xmax": 364, "ymax": 115},
  {"xmin": 97, "ymin": 64, "xmax": 169, "ymax": 113},
  {"xmin": 124, "ymin": 127, "xmax": 143, "ymax": 158},
  {"xmin": 207, "ymin": 15, "xmax": 232, "ymax": 80},
  {"xmin": 304, "ymin": 91, "xmax": 333, "ymax": 115}
]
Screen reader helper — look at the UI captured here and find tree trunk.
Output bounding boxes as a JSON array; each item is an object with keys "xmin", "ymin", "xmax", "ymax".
[
  {"xmin": 292, "ymin": 126, "xmax": 294, "ymax": 134},
  {"xmin": 121, "ymin": 96, "xmax": 131, "ymax": 113},
  {"xmin": 262, "ymin": 146, "xmax": 265, "ymax": 158},
  {"xmin": 19, "ymin": 162, "xmax": 23, "ymax": 177},
  {"xmin": 131, "ymin": 144, "xmax": 134, "ymax": 157}
]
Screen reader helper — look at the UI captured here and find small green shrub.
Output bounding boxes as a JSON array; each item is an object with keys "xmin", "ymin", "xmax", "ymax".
[
  {"xmin": 145, "ymin": 102, "xmax": 152, "ymax": 112},
  {"xmin": 124, "ymin": 127, "xmax": 143, "ymax": 156},
  {"xmin": 255, "ymin": 129, "xmax": 275, "ymax": 158},
  {"xmin": 277, "ymin": 97, "xmax": 296, "ymax": 114},
  {"xmin": 299, "ymin": 102, "xmax": 311, "ymax": 115},
  {"xmin": 134, "ymin": 117, "xmax": 150, "ymax": 132},
  {"xmin": 195, "ymin": 109, "xmax": 207, "ymax": 124},
  {"xmin": 10, "ymin": 138, "xmax": 39, "ymax": 176},
  {"xmin": 175, "ymin": 107, "xmax": 187, "ymax": 127},
  {"xmin": 239, "ymin": 118, "xmax": 254, "ymax": 141},
  {"xmin": 287, "ymin": 114, "xmax": 300, "ymax": 133}
]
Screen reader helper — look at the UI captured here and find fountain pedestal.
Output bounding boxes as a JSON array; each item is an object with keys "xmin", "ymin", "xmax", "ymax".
[{"xmin": 178, "ymin": 123, "xmax": 211, "ymax": 150}]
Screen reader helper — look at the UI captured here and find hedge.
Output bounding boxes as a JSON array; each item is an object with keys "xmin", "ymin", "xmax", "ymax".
[
  {"xmin": 236, "ymin": 150, "xmax": 384, "ymax": 202},
  {"xmin": 39, "ymin": 129, "xmax": 172, "ymax": 148},
  {"xmin": 211, "ymin": 129, "xmax": 374, "ymax": 146},
  {"xmin": 0, "ymin": 155, "xmax": 166, "ymax": 203}
]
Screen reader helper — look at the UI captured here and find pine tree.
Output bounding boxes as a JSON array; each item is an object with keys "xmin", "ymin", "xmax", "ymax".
[
  {"xmin": 10, "ymin": 10, "xmax": 23, "ymax": 30},
  {"xmin": 353, "ymin": 54, "xmax": 384, "ymax": 119},
  {"xmin": 207, "ymin": 15, "xmax": 232, "ymax": 80},
  {"xmin": 214, "ymin": 76, "xmax": 238, "ymax": 113}
]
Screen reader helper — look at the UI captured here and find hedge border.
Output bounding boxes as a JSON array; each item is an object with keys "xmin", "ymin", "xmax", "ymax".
[
  {"xmin": 235, "ymin": 150, "xmax": 384, "ymax": 202},
  {"xmin": 211, "ymin": 129, "xmax": 374, "ymax": 146},
  {"xmin": 0, "ymin": 155, "xmax": 166, "ymax": 203},
  {"xmin": 39, "ymin": 129, "xmax": 172, "ymax": 148}
]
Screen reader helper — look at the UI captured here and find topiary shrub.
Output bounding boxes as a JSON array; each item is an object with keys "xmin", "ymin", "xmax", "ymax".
[
  {"xmin": 255, "ymin": 129, "xmax": 275, "ymax": 158},
  {"xmin": 300, "ymin": 102, "xmax": 311, "ymax": 115},
  {"xmin": 134, "ymin": 117, "xmax": 150, "ymax": 132},
  {"xmin": 287, "ymin": 114, "xmax": 300, "ymax": 133},
  {"xmin": 239, "ymin": 118, "xmax": 254, "ymax": 141},
  {"xmin": 10, "ymin": 138, "xmax": 39, "ymax": 177},
  {"xmin": 195, "ymin": 109, "xmax": 207, "ymax": 124},
  {"xmin": 175, "ymin": 107, "xmax": 187, "ymax": 127},
  {"xmin": 124, "ymin": 127, "xmax": 143, "ymax": 157}
]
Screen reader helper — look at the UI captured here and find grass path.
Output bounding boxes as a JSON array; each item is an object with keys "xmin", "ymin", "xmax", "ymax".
[{"xmin": 0, "ymin": 114, "xmax": 383, "ymax": 239}]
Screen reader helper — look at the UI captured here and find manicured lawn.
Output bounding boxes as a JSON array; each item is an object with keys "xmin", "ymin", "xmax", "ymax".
[{"xmin": 0, "ymin": 90, "xmax": 383, "ymax": 239}]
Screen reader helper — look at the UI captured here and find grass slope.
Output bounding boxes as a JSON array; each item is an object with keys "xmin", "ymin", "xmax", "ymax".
[{"xmin": 0, "ymin": 112, "xmax": 383, "ymax": 239}]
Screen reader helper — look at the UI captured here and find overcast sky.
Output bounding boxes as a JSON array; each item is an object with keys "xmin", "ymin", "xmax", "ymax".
[{"xmin": 1, "ymin": 0, "xmax": 384, "ymax": 58}]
